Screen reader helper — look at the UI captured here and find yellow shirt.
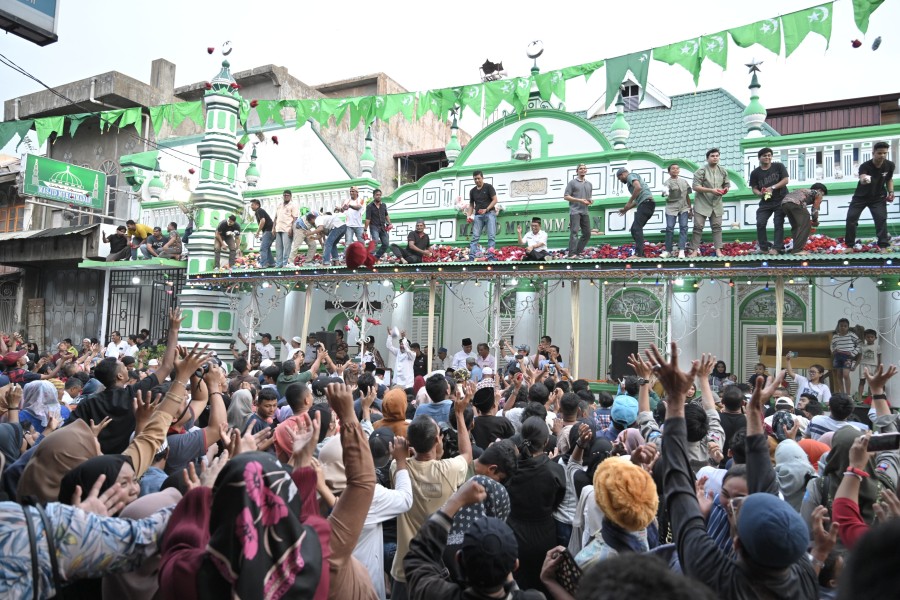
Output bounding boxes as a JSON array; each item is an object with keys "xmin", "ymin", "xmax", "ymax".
[{"xmin": 130, "ymin": 223, "xmax": 154, "ymax": 240}]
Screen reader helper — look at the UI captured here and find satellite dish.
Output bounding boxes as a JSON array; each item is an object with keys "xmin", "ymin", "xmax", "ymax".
[{"xmin": 526, "ymin": 40, "xmax": 544, "ymax": 59}]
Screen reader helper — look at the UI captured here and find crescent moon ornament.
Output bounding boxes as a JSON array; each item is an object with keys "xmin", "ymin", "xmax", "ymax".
[
  {"xmin": 222, "ymin": 40, "xmax": 233, "ymax": 56},
  {"xmin": 526, "ymin": 40, "xmax": 544, "ymax": 59},
  {"xmin": 815, "ymin": 6, "xmax": 829, "ymax": 21}
]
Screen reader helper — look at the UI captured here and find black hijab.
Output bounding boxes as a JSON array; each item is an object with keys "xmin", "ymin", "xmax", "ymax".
[
  {"xmin": 0, "ymin": 422, "xmax": 23, "ymax": 465},
  {"xmin": 58, "ymin": 454, "xmax": 132, "ymax": 505}
]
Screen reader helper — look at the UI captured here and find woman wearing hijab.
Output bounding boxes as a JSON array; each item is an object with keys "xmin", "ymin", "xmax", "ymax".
[
  {"xmin": 19, "ymin": 380, "xmax": 69, "ymax": 436},
  {"xmin": 0, "ymin": 422, "xmax": 23, "ymax": 467},
  {"xmin": 442, "ymin": 474, "xmax": 511, "ymax": 583},
  {"xmin": 800, "ymin": 425, "xmax": 899, "ymax": 530},
  {"xmin": 159, "ymin": 452, "xmax": 331, "ymax": 600},
  {"xmin": 615, "ymin": 427, "xmax": 646, "ymax": 455},
  {"xmin": 709, "ymin": 361, "xmax": 730, "ymax": 391},
  {"xmin": 553, "ymin": 422, "xmax": 595, "ymax": 548},
  {"xmin": 102, "ymin": 488, "xmax": 183, "ymax": 600},
  {"xmin": 774, "ymin": 439, "xmax": 817, "ymax": 511},
  {"xmin": 379, "ymin": 388, "xmax": 409, "ymax": 438},
  {"xmin": 17, "ymin": 420, "xmax": 99, "ymax": 503},
  {"xmin": 575, "ymin": 458, "xmax": 659, "ymax": 570},
  {"xmin": 569, "ymin": 437, "xmax": 615, "ymax": 555},
  {"xmin": 226, "ymin": 388, "xmax": 253, "ymax": 430},
  {"xmin": 505, "ymin": 416, "xmax": 566, "ymax": 594}
]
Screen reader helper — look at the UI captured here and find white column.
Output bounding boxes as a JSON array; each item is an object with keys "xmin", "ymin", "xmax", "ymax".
[
  {"xmin": 389, "ymin": 288, "xmax": 413, "ymax": 370},
  {"xmin": 878, "ymin": 285, "xmax": 900, "ymax": 407},
  {"xmin": 513, "ymin": 289, "xmax": 540, "ymax": 350},
  {"xmin": 671, "ymin": 287, "xmax": 698, "ymax": 365}
]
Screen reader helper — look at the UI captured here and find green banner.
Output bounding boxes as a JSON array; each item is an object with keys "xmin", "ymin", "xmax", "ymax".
[
  {"xmin": 852, "ymin": 0, "xmax": 885, "ymax": 32},
  {"xmin": 654, "ymin": 40, "xmax": 702, "ymax": 84},
  {"xmin": 700, "ymin": 32, "xmax": 729, "ymax": 70},
  {"xmin": 604, "ymin": 51, "xmax": 650, "ymax": 108},
  {"xmin": 729, "ymin": 18, "xmax": 783, "ymax": 56},
  {"xmin": 782, "ymin": 3, "xmax": 833, "ymax": 57},
  {"xmin": 23, "ymin": 154, "xmax": 106, "ymax": 210}
]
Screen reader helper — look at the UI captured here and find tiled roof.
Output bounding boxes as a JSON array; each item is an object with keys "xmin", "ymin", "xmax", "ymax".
[{"xmin": 578, "ymin": 88, "xmax": 780, "ymax": 169}]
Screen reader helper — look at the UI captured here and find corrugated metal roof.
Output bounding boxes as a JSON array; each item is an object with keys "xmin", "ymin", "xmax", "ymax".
[
  {"xmin": 0, "ymin": 224, "xmax": 98, "ymax": 243},
  {"xmin": 580, "ymin": 89, "xmax": 780, "ymax": 168}
]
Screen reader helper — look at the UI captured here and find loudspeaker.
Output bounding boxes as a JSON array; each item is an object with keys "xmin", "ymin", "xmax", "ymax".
[
  {"xmin": 313, "ymin": 331, "xmax": 337, "ymax": 356},
  {"xmin": 610, "ymin": 340, "xmax": 638, "ymax": 381}
]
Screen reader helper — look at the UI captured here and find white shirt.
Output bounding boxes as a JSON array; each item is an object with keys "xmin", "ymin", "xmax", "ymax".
[
  {"xmin": 314, "ymin": 214, "xmax": 339, "ymax": 232},
  {"xmin": 123, "ymin": 344, "xmax": 140, "ymax": 358},
  {"xmin": 475, "ymin": 354, "xmax": 494, "ymax": 370},
  {"xmin": 255, "ymin": 342, "xmax": 277, "ymax": 360},
  {"xmin": 522, "ymin": 229, "xmax": 548, "ymax": 250},
  {"xmin": 792, "ymin": 374, "xmax": 832, "ymax": 405},
  {"xmin": 345, "ymin": 202, "xmax": 364, "ymax": 228},
  {"xmin": 764, "ymin": 412, "xmax": 811, "ymax": 435},
  {"xmin": 386, "ymin": 336, "xmax": 415, "ymax": 388},
  {"xmin": 451, "ymin": 349, "xmax": 476, "ymax": 370},
  {"xmin": 331, "ymin": 211, "xmax": 347, "ymax": 227},
  {"xmin": 353, "ymin": 471, "xmax": 412, "ymax": 600},
  {"xmin": 105, "ymin": 340, "xmax": 127, "ymax": 358}
]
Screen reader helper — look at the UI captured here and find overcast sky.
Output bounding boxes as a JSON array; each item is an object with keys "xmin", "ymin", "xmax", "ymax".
[{"xmin": 2, "ymin": 0, "xmax": 897, "ymax": 150}]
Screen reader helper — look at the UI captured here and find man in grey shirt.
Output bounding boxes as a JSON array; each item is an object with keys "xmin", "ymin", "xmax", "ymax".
[{"xmin": 564, "ymin": 163, "xmax": 593, "ymax": 257}]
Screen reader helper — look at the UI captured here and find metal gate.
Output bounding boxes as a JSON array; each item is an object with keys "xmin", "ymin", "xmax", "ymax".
[
  {"xmin": 0, "ymin": 280, "xmax": 19, "ymax": 333},
  {"xmin": 106, "ymin": 268, "xmax": 184, "ymax": 344}
]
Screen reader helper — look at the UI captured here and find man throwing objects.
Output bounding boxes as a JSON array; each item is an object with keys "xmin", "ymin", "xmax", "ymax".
[
  {"xmin": 845, "ymin": 140, "xmax": 895, "ymax": 252},
  {"xmin": 390, "ymin": 219, "xmax": 432, "ymax": 264},
  {"xmin": 749, "ymin": 147, "xmax": 789, "ymax": 255},
  {"xmin": 564, "ymin": 163, "xmax": 593, "ymax": 257},
  {"xmin": 616, "ymin": 167, "xmax": 655, "ymax": 258},
  {"xmin": 781, "ymin": 184, "xmax": 827, "ymax": 255},
  {"xmin": 517, "ymin": 218, "xmax": 548, "ymax": 261},
  {"xmin": 214, "ymin": 215, "xmax": 240, "ymax": 269},
  {"xmin": 690, "ymin": 148, "xmax": 730, "ymax": 257},
  {"xmin": 468, "ymin": 170, "xmax": 498, "ymax": 260}
]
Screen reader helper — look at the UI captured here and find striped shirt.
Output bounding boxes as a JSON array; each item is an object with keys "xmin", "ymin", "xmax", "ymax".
[{"xmin": 831, "ymin": 332, "xmax": 860, "ymax": 356}]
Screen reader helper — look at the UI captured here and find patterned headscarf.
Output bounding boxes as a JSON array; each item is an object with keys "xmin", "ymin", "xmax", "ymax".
[
  {"xmin": 447, "ymin": 475, "xmax": 511, "ymax": 546},
  {"xmin": 22, "ymin": 380, "xmax": 61, "ymax": 427},
  {"xmin": 197, "ymin": 452, "xmax": 326, "ymax": 600}
]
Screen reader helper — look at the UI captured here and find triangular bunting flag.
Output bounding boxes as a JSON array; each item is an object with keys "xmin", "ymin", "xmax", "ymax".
[
  {"xmin": 654, "ymin": 39, "xmax": 702, "ymax": 85},
  {"xmin": 782, "ymin": 3, "xmax": 833, "ymax": 57},
  {"xmin": 700, "ymin": 32, "xmax": 729, "ymax": 70},
  {"xmin": 604, "ymin": 51, "xmax": 650, "ymax": 108}
]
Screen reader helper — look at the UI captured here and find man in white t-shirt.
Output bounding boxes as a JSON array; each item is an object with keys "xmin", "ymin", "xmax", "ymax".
[
  {"xmin": 858, "ymin": 328, "xmax": 881, "ymax": 398},
  {"xmin": 343, "ymin": 186, "xmax": 365, "ymax": 245},
  {"xmin": 763, "ymin": 396, "xmax": 810, "ymax": 436},
  {"xmin": 517, "ymin": 217, "xmax": 548, "ymax": 261},
  {"xmin": 122, "ymin": 335, "xmax": 140, "ymax": 358},
  {"xmin": 105, "ymin": 331, "xmax": 128, "ymax": 358}
]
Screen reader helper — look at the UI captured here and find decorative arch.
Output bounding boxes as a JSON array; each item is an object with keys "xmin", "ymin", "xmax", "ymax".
[
  {"xmin": 737, "ymin": 288, "xmax": 808, "ymax": 384},
  {"xmin": 607, "ymin": 288, "xmax": 663, "ymax": 321},
  {"xmin": 505, "ymin": 122, "xmax": 554, "ymax": 161}
]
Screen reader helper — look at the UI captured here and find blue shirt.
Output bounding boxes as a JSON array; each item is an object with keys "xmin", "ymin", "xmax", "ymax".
[
  {"xmin": 414, "ymin": 400, "xmax": 453, "ymax": 425},
  {"xmin": 626, "ymin": 173, "xmax": 653, "ymax": 205},
  {"xmin": 139, "ymin": 466, "xmax": 167, "ymax": 497}
]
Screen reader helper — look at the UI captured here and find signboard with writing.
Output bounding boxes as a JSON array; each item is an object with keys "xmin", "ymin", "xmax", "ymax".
[
  {"xmin": 0, "ymin": 0, "xmax": 59, "ymax": 46},
  {"xmin": 23, "ymin": 154, "xmax": 105, "ymax": 211}
]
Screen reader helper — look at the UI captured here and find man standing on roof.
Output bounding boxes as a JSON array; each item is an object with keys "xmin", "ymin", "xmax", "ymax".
[
  {"xmin": 274, "ymin": 190, "xmax": 298, "ymax": 268},
  {"xmin": 564, "ymin": 163, "xmax": 593, "ymax": 258},
  {"xmin": 845, "ymin": 140, "xmax": 895, "ymax": 252},
  {"xmin": 364, "ymin": 189, "xmax": 392, "ymax": 260},
  {"xmin": 749, "ymin": 147, "xmax": 790, "ymax": 256},
  {"xmin": 616, "ymin": 167, "xmax": 656, "ymax": 258},
  {"xmin": 467, "ymin": 170, "xmax": 499, "ymax": 260},
  {"xmin": 690, "ymin": 148, "xmax": 730, "ymax": 257}
]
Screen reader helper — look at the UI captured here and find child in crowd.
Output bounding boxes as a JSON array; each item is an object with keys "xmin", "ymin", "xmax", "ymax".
[
  {"xmin": 830, "ymin": 318, "xmax": 860, "ymax": 395},
  {"xmin": 857, "ymin": 328, "xmax": 881, "ymax": 399}
]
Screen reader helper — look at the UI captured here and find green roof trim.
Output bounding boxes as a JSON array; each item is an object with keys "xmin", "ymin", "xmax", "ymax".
[
  {"xmin": 78, "ymin": 258, "xmax": 187, "ymax": 270},
  {"xmin": 741, "ymin": 123, "xmax": 900, "ymax": 149},
  {"xmin": 243, "ymin": 176, "xmax": 381, "ymax": 198}
]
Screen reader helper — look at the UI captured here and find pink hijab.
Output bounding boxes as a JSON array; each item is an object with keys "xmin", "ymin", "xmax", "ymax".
[{"xmin": 616, "ymin": 428, "xmax": 646, "ymax": 454}]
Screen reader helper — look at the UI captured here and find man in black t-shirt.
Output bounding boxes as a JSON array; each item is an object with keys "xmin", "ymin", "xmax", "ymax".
[
  {"xmin": 467, "ymin": 170, "xmax": 498, "ymax": 259},
  {"xmin": 390, "ymin": 219, "xmax": 432, "ymax": 264},
  {"xmin": 215, "ymin": 215, "xmax": 241, "ymax": 269},
  {"xmin": 103, "ymin": 225, "xmax": 130, "ymax": 261},
  {"xmin": 250, "ymin": 199, "xmax": 274, "ymax": 268},
  {"xmin": 749, "ymin": 147, "xmax": 790, "ymax": 255},
  {"xmin": 845, "ymin": 140, "xmax": 895, "ymax": 250},
  {"xmin": 364, "ymin": 189, "xmax": 391, "ymax": 259}
]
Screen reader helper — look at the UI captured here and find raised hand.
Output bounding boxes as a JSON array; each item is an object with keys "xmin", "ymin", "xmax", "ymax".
[
  {"xmin": 874, "ymin": 489, "xmax": 900, "ymax": 522},
  {"xmin": 627, "ymin": 352, "xmax": 653, "ymax": 380},
  {"xmin": 749, "ymin": 371, "xmax": 786, "ymax": 413},
  {"xmin": 325, "ymin": 382, "xmax": 355, "ymax": 421},
  {"xmin": 89, "ymin": 416, "xmax": 113, "ymax": 437},
  {"xmin": 645, "ymin": 342, "xmax": 699, "ymax": 409},
  {"xmin": 864, "ymin": 364, "xmax": 898, "ymax": 395},
  {"xmin": 695, "ymin": 475, "xmax": 713, "ymax": 519},
  {"xmin": 697, "ymin": 353, "xmax": 717, "ymax": 379},
  {"xmin": 133, "ymin": 390, "xmax": 161, "ymax": 433},
  {"xmin": 72, "ymin": 474, "xmax": 126, "ymax": 516}
]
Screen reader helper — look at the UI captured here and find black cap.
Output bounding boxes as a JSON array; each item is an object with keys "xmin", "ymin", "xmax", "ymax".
[
  {"xmin": 369, "ymin": 428, "xmax": 395, "ymax": 469},
  {"xmin": 462, "ymin": 338, "xmax": 472, "ymax": 346},
  {"xmin": 461, "ymin": 517, "xmax": 519, "ymax": 587}
]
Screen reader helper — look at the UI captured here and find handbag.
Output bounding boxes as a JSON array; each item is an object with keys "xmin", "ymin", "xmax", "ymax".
[{"xmin": 23, "ymin": 504, "xmax": 64, "ymax": 600}]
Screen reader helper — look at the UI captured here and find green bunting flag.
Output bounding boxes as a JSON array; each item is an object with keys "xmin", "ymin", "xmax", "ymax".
[
  {"xmin": 284, "ymin": 100, "xmax": 310, "ymax": 128},
  {"xmin": 255, "ymin": 100, "xmax": 285, "ymax": 127},
  {"xmin": 171, "ymin": 102, "xmax": 204, "ymax": 130},
  {"xmin": 654, "ymin": 40, "xmax": 702, "ymax": 84},
  {"xmin": 534, "ymin": 70, "xmax": 566, "ymax": 103},
  {"xmin": 729, "ymin": 18, "xmax": 783, "ymax": 55},
  {"xmin": 852, "ymin": 0, "xmax": 885, "ymax": 33},
  {"xmin": 417, "ymin": 91, "xmax": 443, "ymax": 121},
  {"xmin": 700, "ymin": 32, "xmax": 729, "ymax": 70},
  {"xmin": 67, "ymin": 113, "xmax": 92, "ymax": 138},
  {"xmin": 562, "ymin": 60, "xmax": 604, "ymax": 82},
  {"xmin": 483, "ymin": 80, "xmax": 512, "ymax": 116},
  {"xmin": 0, "ymin": 120, "xmax": 33, "ymax": 149},
  {"xmin": 512, "ymin": 77, "xmax": 532, "ymax": 112},
  {"xmin": 604, "ymin": 51, "xmax": 650, "ymax": 108},
  {"xmin": 459, "ymin": 85, "xmax": 483, "ymax": 117},
  {"xmin": 348, "ymin": 96, "xmax": 375, "ymax": 130},
  {"xmin": 782, "ymin": 3, "xmax": 833, "ymax": 57},
  {"xmin": 377, "ymin": 93, "xmax": 416, "ymax": 121},
  {"xmin": 34, "ymin": 116, "xmax": 65, "ymax": 146}
]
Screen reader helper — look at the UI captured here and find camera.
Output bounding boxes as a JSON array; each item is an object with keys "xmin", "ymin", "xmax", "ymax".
[{"xmin": 195, "ymin": 362, "xmax": 211, "ymax": 379}]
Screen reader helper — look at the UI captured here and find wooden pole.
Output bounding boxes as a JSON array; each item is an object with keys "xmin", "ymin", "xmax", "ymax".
[
  {"xmin": 300, "ymin": 284, "xmax": 313, "ymax": 354},
  {"xmin": 775, "ymin": 276, "xmax": 785, "ymax": 375},
  {"xmin": 571, "ymin": 279, "xmax": 580, "ymax": 379}
]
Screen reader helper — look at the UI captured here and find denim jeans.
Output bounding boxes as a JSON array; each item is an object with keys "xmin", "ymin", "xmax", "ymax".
[
  {"xmin": 323, "ymin": 225, "xmax": 347, "ymax": 264},
  {"xmin": 756, "ymin": 201, "xmax": 785, "ymax": 252},
  {"xmin": 470, "ymin": 211, "xmax": 497, "ymax": 255},
  {"xmin": 665, "ymin": 211, "xmax": 689, "ymax": 251},
  {"xmin": 345, "ymin": 226, "xmax": 364, "ymax": 246},
  {"xmin": 370, "ymin": 226, "xmax": 390, "ymax": 258},
  {"xmin": 631, "ymin": 200, "xmax": 656, "ymax": 256},
  {"xmin": 259, "ymin": 230, "xmax": 275, "ymax": 267},
  {"xmin": 275, "ymin": 231, "xmax": 292, "ymax": 267}
]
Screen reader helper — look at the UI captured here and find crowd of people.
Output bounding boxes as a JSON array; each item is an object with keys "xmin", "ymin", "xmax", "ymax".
[
  {"xmin": 0, "ymin": 314, "xmax": 898, "ymax": 599},
  {"xmin": 105, "ymin": 140, "xmax": 894, "ymax": 269}
]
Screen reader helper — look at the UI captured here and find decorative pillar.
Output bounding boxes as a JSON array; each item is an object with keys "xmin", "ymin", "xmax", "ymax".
[
  {"xmin": 877, "ymin": 277, "xmax": 900, "ymax": 406},
  {"xmin": 609, "ymin": 92, "xmax": 631, "ymax": 150},
  {"xmin": 743, "ymin": 61, "xmax": 767, "ymax": 139},
  {"xmin": 670, "ymin": 279, "xmax": 698, "ymax": 365},
  {"xmin": 179, "ymin": 60, "xmax": 246, "ymax": 354},
  {"xmin": 281, "ymin": 286, "xmax": 306, "ymax": 361},
  {"xmin": 360, "ymin": 128, "xmax": 375, "ymax": 178},
  {"xmin": 571, "ymin": 280, "xmax": 581, "ymax": 379},
  {"xmin": 389, "ymin": 285, "xmax": 414, "ymax": 370},
  {"xmin": 427, "ymin": 279, "xmax": 437, "ymax": 373},
  {"xmin": 512, "ymin": 280, "xmax": 540, "ymax": 355},
  {"xmin": 445, "ymin": 116, "xmax": 462, "ymax": 166}
]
